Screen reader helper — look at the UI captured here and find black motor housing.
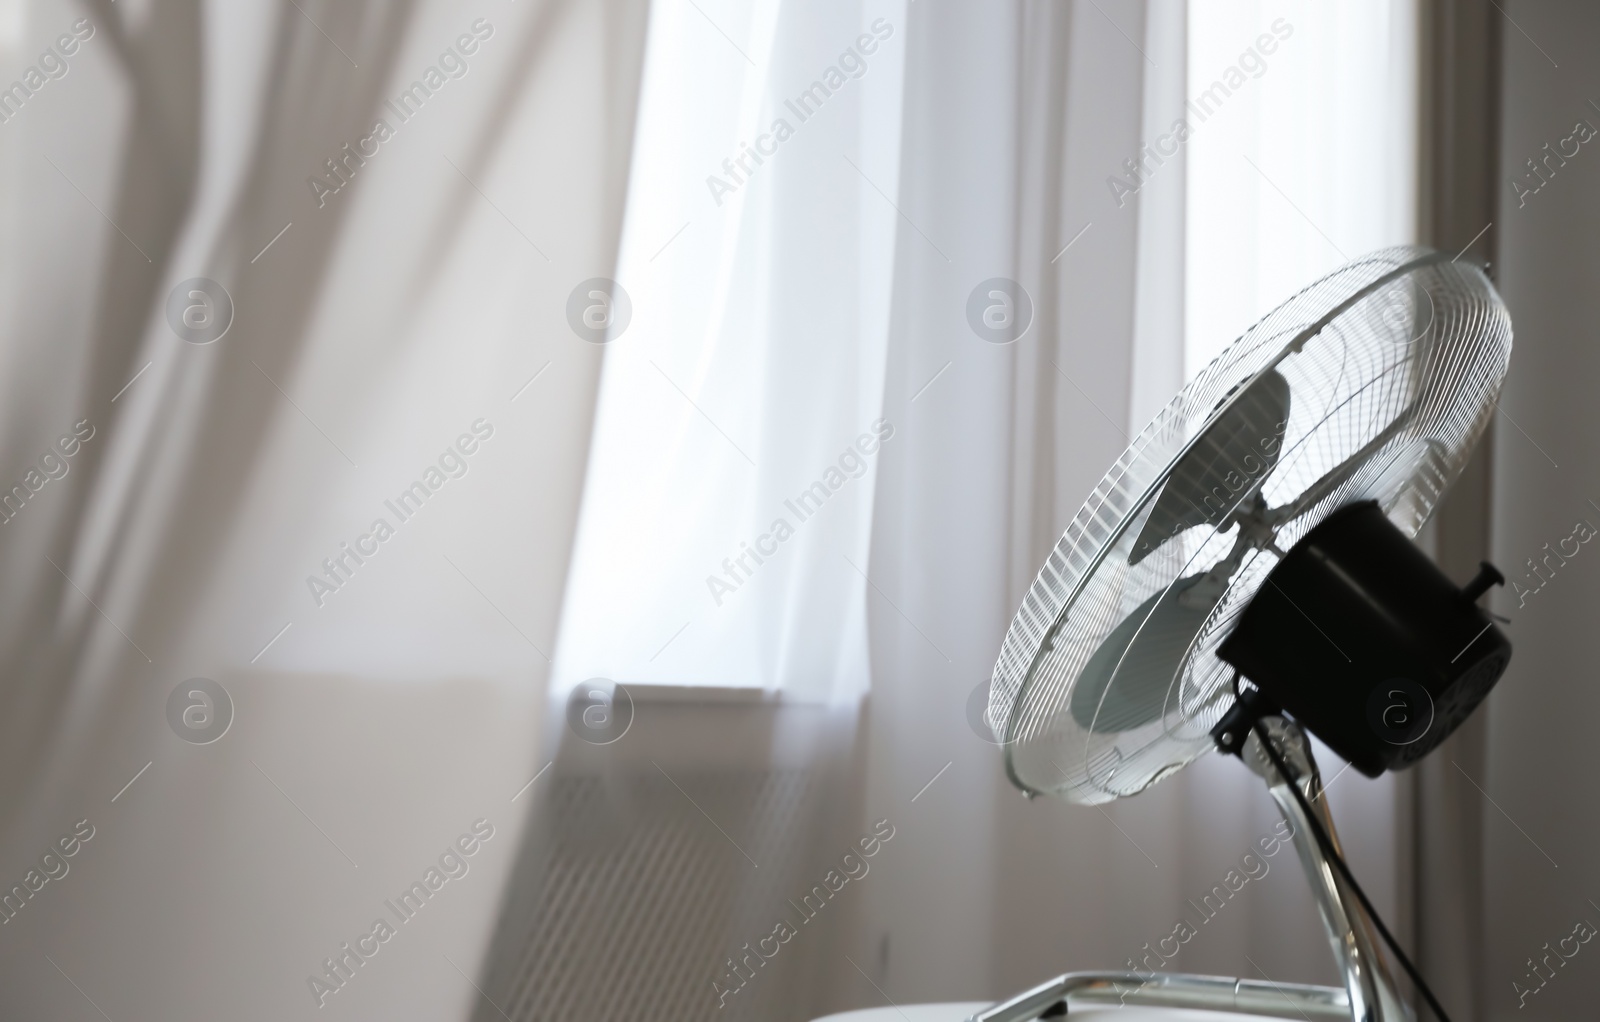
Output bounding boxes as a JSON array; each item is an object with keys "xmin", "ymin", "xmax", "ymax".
[{"xmin": 1216, "ymin": 500, "xmax": 1510, "ymax": 777}]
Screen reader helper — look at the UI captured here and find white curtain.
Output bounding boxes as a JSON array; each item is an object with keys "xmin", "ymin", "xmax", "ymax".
[
  {"xmin": 1186, "ymin": 0, "xmax": 1421, "ymax": 375},
  {"xmin": 0, "ymin": 1, "xmax": 646, "ymax": 1019},
  {"xmin": 552, "ymin": 0, "xmax": 907, "ymax": 703},
  {"xmin": 544, "ymin": 4, "xmax": 907, "ymax": 1017},
  {"xmin": 852, "ymin": 0, "xmax": 1252, "ymax": 1001}
]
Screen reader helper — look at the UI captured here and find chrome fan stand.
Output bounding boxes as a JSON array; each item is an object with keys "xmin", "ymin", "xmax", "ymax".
[
  {"xmin": 1244, "ymin": 717, "xmax": 1410, "ymax": 1021},
  {"xmin": 971, "ymin": 717, "xmax": 1409, "ymax": 1022}
]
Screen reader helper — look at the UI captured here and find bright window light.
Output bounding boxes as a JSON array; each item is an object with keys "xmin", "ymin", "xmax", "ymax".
[{"xmin": 1185, "ymin": 0, "xmax": 1419, "ymax": 379}]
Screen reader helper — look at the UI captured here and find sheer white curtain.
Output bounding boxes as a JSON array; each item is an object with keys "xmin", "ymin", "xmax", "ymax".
[
  {"xmin": 553, "ymin": 0, "xmax": 907, "ymax": 702},
  {"xmin": 0, "ymin": 2, "xmax": 646, "ymax": 1019},
  {"xmin": 537, "ymin": 7, "xmax": 907, "ymax": 1017},
  {"xmin": 854, "ymin": 0, "xmax": 1223, "ymax": 1001},
  {"xmin": 1186, "ymin": 0, "xmax": 1421, "ymax": 375}
]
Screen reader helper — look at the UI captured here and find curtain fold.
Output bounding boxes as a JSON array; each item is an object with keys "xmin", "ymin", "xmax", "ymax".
[
  {"xmin": 550, "ymin": 0, "xmax": 908, "ymax": 704},
  {"xmin": 538, "ymin": 4, "xmax": 905, "ymax": 1018},
  {"xmin": 855, "ymin": 0, "xmax": 1216, "ymax": 1004}
]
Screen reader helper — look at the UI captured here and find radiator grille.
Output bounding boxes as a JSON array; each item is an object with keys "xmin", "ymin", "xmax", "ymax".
[{"xmin": 475, "ymin": 762, "xmax": 849, "ymax": 1022}]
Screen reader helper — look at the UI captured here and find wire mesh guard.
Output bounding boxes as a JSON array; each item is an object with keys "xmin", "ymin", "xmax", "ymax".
[{"xmin": 987, "ymin": 246, "xmax": 1512, "ymax": 804}]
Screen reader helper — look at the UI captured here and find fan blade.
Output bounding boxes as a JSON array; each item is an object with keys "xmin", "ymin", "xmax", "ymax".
[
  {"xmin": 1070, "ymin": 574, "xmax": 1222, "ymax": 733},
  {"xmin": 1128, "ymin": 369, "xmax": 1291, "ymax": 565},
  {"xmin": 1269, "ymin": 390, "xmax": 1421, "ymax": 529}
]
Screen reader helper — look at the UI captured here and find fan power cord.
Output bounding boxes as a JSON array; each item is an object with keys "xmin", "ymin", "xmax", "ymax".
[{"xmin": 1249, "ymin": 720, "xmax": 1453, "ymax": 1022}]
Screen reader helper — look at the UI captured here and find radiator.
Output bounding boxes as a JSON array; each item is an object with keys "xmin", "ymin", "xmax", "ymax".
[{"xmin": 473, "ymin": 688, "xmax": 862, "ymax": 1022}]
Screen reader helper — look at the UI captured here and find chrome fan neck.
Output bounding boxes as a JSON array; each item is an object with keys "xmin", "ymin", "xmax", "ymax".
[{"xmin": 1244, "ymin": 719, "xmax": 1412, "ymax": 1022}]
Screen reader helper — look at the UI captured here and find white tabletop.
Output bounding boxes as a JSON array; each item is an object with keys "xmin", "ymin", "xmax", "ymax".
[{"xmin": 811, "ymin": 1005, "xmax": 1298, "ymax": 1022}]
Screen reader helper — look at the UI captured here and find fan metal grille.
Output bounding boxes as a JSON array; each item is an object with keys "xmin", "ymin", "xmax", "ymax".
[{"xmin": 988, "ymin": 247, "xmax": 1511, "ymax": 804}]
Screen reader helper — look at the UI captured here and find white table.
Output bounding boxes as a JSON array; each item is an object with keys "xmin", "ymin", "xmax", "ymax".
[{"xmin": 813, "ymin": 1006, "xmax": 1301, "ymax": 1022}]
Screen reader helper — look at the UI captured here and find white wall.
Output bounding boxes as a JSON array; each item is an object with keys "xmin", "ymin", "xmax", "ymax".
[{"xmin": 1486, "ymin": 2, "xmax": 1600, "ymax": 1017}]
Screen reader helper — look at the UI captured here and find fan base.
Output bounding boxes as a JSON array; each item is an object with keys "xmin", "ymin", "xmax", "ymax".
[{"xmin": 964, "ymin": 971, "xmax": 1349, "ymax": 1021}]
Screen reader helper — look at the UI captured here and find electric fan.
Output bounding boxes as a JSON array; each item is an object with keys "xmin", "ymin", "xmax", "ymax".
[{"xmin": 976, "ymin": 246, "xmax": 1512, "ymax": 1022}]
